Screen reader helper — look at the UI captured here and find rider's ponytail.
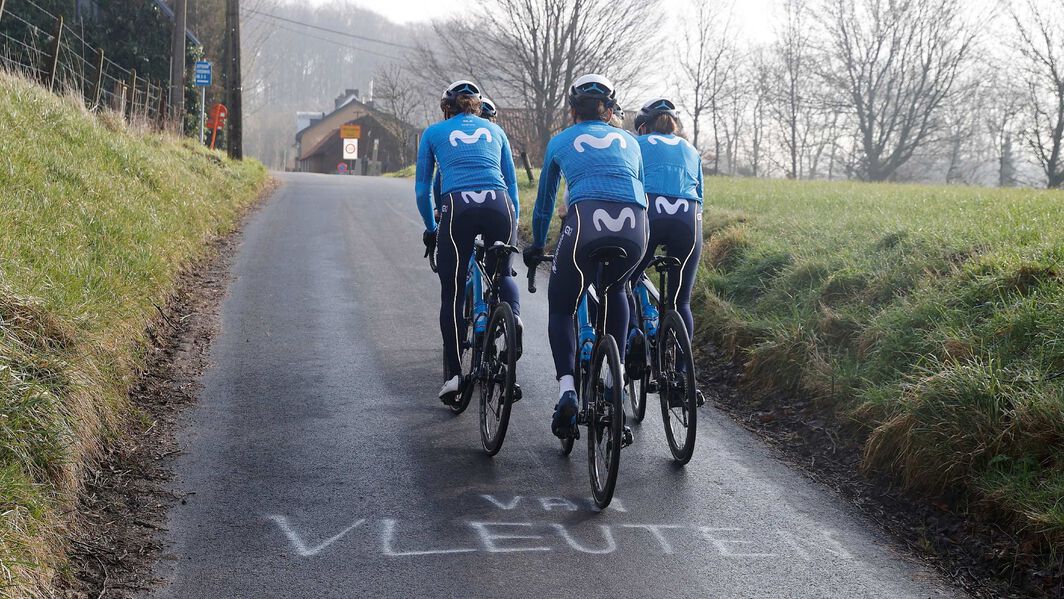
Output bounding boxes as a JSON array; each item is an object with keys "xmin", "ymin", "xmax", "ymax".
[
  {"xmin": 650, "ymin": 113, "xmax": 679, "ymax": 135},
  {"xmin": 455, "ymin": 94, "xmax": 482, "ymax": 115},
  {"xmin": 572, "ymin": 96, "xmax": 611, "ymax": 122}
]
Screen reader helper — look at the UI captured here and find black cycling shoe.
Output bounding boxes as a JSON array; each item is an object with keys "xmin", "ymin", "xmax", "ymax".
[
  {"xmin": 621, "ymin": 426, "xmax": 634, "ymax": 448},
  {"xmin": 696, "ymin": 389, "xmax": 706, "ymax": 408},
  {"xmin": 512, "ymin": 382, "xmax": 522, "ymax": 403},
  {"xmin": 667, "ymin": 391, "xmax": 687, "ymax": 409},
  {"xmin": 551, "ymin": 391, "xmax": 579, "ymax": 439}
]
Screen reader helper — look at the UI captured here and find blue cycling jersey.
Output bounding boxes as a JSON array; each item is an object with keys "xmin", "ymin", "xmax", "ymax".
[
  {"xmin": 532, "ymin": 121, "xmax": 645, "ymax": 247},
  {"xmin": 637, "ymin": 133, "xmax": 703, "ymax": 202},
  {"xmin": 416, "ymin": 114, "xmax": 519, "ymax": 232}
]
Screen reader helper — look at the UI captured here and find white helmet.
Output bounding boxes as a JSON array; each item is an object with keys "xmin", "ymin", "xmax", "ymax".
[
  {"xmin": 441, "ymin": 80, "xmax": 481, "ymax": 103},
  {"xmin": 568, "ymin": 74, "xmax": 617, "ymax": 107}
]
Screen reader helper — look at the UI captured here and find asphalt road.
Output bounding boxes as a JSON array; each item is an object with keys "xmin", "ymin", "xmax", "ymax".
[{"xmin": 149, "ymin": 173, "xmax": 960, "ymax": 598}]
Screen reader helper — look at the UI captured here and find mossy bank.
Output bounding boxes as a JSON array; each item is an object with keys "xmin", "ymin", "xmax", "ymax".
[{"xmin": 0, "ymin": 73, "xmax": 267, "ymax": 597}]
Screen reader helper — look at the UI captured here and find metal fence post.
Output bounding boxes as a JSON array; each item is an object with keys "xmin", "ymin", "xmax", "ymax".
[
  {"xmin": 0, "ymin": 0, "xmax": 7, "ymax": 23},
  {"xmin": 91, "ymin": 48, "xmax": 104, "ymax": 110},
  {"xmin": 46, "ymin": 16, "xmax": 64, "ymax": 91}
]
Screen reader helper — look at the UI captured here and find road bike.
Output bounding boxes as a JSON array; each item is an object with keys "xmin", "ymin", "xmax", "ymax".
[
  {"xmin": 625, "ymin": 255, "xmax": 698, "ymax": 464},
  {"xmin": 428, "ymin": 239, "xmax": 521, "ymax": 455},
  {"xmin": 528, "ymin": 248, "xmax": 631, "ymax": 508}
]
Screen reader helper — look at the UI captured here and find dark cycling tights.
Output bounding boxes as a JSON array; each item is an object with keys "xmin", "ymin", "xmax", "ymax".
[
  {"xmin": 547, "ymin": 200, "xmax": 648, "ymax": 379},
  {"xmin": 436, "ymin": 190, "xmax": 520, "ymax": 380},
  {"xmin": 630, "ymin": 194, "xmax": 703, "ymax": 336}
]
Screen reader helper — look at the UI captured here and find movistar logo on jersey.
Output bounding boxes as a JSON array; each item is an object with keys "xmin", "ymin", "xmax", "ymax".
[
  {"xmin": 449, "ymin": 127, "xmax": 493, "ymax": 146},
  {"xmin": 592, "ymin": 207, "xmax": 636, "ymax": 232},
  {"xmin": 647, "ymin": 135, "xmax": 682, "ymax": 146},
  {"xmin": 655, "ymin": 196, "xmax": 689, "ymax": 215},
  {"xmin": 573, "ymin": 132, "xmax": 627, "ymax": 153},
  {"xmin": 461, "ymin": 190, "xmax": 496, "ymax": 204}
]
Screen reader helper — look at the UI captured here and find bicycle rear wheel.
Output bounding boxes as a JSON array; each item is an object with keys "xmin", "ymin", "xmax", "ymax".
[
  {"xmin": 658, "ymin": 311, "xmax": 697, "ymax": 464},
  {"xmin": 453, "ymin": 290, "xmax": 477, "ymax": 414},
  {"xmin": 587, "ymin": 335, "xmax": 623, "ymax": 508},
  {"xmin": 479, "ymin": 302, "xmax": 516, "ymax": 455}
]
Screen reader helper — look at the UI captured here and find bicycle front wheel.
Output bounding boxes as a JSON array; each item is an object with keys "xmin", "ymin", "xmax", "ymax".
[
  {"xmin": 479, "ymin": 302, "xmax": 516, "ymax": 456},
  {"xmin": 587, "ymin": 334, "xmax": 623, "ymax": 508},
  {"xmin": 658, "ymin": 311, "xmax": 697, "ymax": 464}
]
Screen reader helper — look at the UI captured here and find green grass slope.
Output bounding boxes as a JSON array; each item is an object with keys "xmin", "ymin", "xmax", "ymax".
[
  {"xmin": 696, "ymin": 177, "xmax": 1064, "ymax": 545},
  {"xmin": 0, "ymin": 73, "xmax": 267, "ymax": 596}
]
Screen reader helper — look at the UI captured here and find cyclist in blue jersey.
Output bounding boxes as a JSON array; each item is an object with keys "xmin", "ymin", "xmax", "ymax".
[
  {"xmin": 629, "ymin": 98, "xmax": 703, "ymax": 338},
  {"xmin": 522, "ymin": 74, "xmax": 648, "ymax": 439},
  {"xmin": 417, "ymin": 81, "xmax": 521, "ymax": 404},
  {"xmin": 432, "ymin": 95, "xmax": 498, "ymax": 209}
]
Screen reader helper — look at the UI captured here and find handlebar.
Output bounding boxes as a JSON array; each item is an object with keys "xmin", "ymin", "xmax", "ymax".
[{"xmin": 526, "ymin": 254, "xmax": 555, "ymax": 293}]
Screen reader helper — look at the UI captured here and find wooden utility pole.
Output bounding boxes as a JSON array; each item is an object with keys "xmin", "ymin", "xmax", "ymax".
[
  {"xmin": 169, "ymin": 0, "xmax": 187, "ymax": 125},
  {"xmin": 224, "ymin": 0, "xmax": 243, "ymax": 159},
  {"xmin": 127, "ymin": 69, "xmax": 137, "ymax": 121}
]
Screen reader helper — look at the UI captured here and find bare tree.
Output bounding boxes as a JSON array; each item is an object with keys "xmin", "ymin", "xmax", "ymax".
[
  {"xmin": 818, "ymin": 0, "xmax": 976, "ymax": 181},
  {"xmin": 676, "ymin": 0, "xmax": 737, "ymax": 159},
  {"xmin": 414, "ymin": 0, "xmax": 659, "ymax": 160},
  {"xmin": 747, "ymin": 48, "xmax": 773, "ymax": 177},
  {"xmin": 720, "ymin": 75, "xmax": 748, "ymax": 175},
  {"xmin": 772, "ymin": 0, "xmax": 816, "ymax": 179},
  {"xmin": 1008, "ymin": 0, "xmax": 1064, "ymax": 188},
  {"xmin": 373, "ymin": 63, "xmax": 426, "ymax": 166}
]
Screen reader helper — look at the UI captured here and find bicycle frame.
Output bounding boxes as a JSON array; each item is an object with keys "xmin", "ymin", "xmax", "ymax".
[{"xmin": 465, "ymin": 240, "xmax": 508, "ymax": 335}]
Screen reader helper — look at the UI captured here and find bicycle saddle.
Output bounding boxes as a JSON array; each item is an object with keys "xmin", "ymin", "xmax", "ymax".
[
  {"xmin": 588, "ymin": 245, "xmax": 628, "ymax": 262},
  {"xmin": 486, "ymin": 241, "xmax": 520, "ymax": 256},
  {"xmin": 649, "ymin": 255, "xmax": 682, "ymax": 270}
]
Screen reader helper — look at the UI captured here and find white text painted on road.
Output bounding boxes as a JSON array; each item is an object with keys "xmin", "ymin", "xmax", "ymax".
[{"xmin": 267, "ymin": 516, "xmax": 856, "ymax": 561}]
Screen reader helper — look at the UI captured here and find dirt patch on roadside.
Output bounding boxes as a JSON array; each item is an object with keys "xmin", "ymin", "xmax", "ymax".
[
  {"xmin": 60, "ymin": 183, "xmax": 276, "ymax": 598},
  {"xmin": 696, "ymin": 343, "xmax": 1063, "ymax": 599}
]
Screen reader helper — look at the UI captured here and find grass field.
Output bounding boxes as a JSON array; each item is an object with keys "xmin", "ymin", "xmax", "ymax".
[
  {"xmin": 694, "ymin": 177, "xmax": 1064, "ymax": 546},
  {"xmin": 0, "ymin": 73, "xmax": 267, "ymax": 596}
]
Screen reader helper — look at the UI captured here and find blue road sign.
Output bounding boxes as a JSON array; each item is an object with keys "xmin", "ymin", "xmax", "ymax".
[{"xmin": 194, "ymin": 61, "xmax": 212, "ymax": 87}]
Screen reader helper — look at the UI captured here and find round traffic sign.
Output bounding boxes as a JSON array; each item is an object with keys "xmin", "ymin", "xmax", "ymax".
[
  {"xmin": 337, "ymin": 162, "xmax": 349, "ymax": 174},
  {"xmin": 344, "ymin": 142, "xmax": 357, "ymax": 155}
]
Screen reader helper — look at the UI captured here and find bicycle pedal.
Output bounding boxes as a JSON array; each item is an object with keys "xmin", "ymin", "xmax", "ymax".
[{"xmin": 621, "ymin": 426, "xmax": 634, "ymax": 448}]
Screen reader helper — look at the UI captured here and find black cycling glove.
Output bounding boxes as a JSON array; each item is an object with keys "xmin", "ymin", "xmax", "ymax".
[
  {"xmin": 522, "ymin": 245, "xmax": 544, "ymax": 268},
  {"xmin": 423, "ymin": 230, "xmax": 437, "ymax": 254}
]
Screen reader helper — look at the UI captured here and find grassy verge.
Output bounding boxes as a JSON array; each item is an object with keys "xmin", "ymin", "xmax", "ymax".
[
  {"xmin": 0, "ymin": 73, "xmax": 267, "ymax": 596},
  {"xmin": 695, "ymin": 177, "xmax": 1064, "ymax": 546}
]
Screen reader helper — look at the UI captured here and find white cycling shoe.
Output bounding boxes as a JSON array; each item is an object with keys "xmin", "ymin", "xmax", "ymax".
[{"xmin": 438, "ymin": 375, "xmax": 461, "ymax": 405}]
